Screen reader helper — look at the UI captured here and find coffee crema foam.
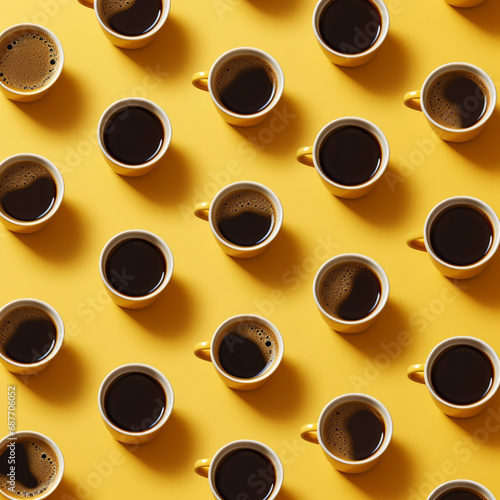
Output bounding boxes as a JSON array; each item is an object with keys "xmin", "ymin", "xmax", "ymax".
[
  {"xmin": 217, "ymin": 320, "xmax": 278, "ymax": 366},
  {"xmin": 99, "ymin": 0, "xmax": 135, "ymax": 22},
  {"xmin": 322, "ymin": 401, "xmax": 384, "ymax": 459},
  {"xmin": 0, "ymin": 31, "xmax": 59, "ymax": 91},
  {"xmin": 426, "ymin": 71, "xmax": 489, "ymax": 129},
  {"xmin": 214, "ymin": 56, "xmax": 277, "ymax": 99},
  {"xmin": 215, "ymin": 189, "xmax": 275, "ymax": 221},
  {"xmin": 0, "ymin": 438, "xmax": 58, "ymax": 498}
]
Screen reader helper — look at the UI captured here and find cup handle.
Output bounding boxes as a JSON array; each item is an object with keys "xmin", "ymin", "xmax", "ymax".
[
  {"xmin": 194, "ymin": 202, "xmax": 211, "ymax": 221},
  {"xmin": 192, "ymin": 72, "xmax": 210, "ymax": 91},
  {"xmin": 194, "ymin": 458, "xmax": 211, "ymax": 477},
  {"xmin": 77, "ymin": 0, "xmax": 94, "ymax": 8},
  {"xmin": 300, "ymin": 423, "xmax": 319, "ymax": 444},
  {"xmin": 404, "ymin": 90, "xmax": 422, "ymax": 111},
  {"xmin": 406, "ymin": 231, "xmax": 426, "ymax": 252},
  {"xmin": 296, "ymin": 146, "xmax": 315, "ymax": 167},
  {"xmin": 194, "ymin": 342, "xmax": 211, "ymax": 361},
  {"xmin": 407, "ymin": 364, "xmax": 426, "ymax": 384}
]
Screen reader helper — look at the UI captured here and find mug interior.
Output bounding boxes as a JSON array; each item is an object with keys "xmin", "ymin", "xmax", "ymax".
[{"xmin": 427, "ymin": 480, "xmax": 495, "ymax": 500}]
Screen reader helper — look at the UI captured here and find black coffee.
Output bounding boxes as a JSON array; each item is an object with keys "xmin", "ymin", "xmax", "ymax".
[
  {"xmin": 0, "ymin": 437, "xmax": 59, "ymax": 498},
  {"xmin": 319, "ymin": 126, "xmax": 382, "ymax": 186},
  {"xmin": 217, "ymin": 320, "xmax": 277, "ymax": 379},
  {"xmin": 0, "ymin": 306, "xmax": 57, "ymax": 364},
  {"xmin": 105, "ymin": 238, "xmax": 166, "ymax": 297},
  {"xmin": 437, "ymin": 489, "xmax": 487, "ymax": 500},
  {"xmin": 104, "ymin": 372, "xmax": 166, "ymax": 432},
  {"xmin": 323, "ymin": 401, "xmax": 385, "ymax": 460},
  {"xmin": 319, "ymin": 262, "xmax": 381, "ymax": 321},
  {"xmin": 100, "ymin": 0, "xmax": 162, "ymax": 36},
  {"xmin": 103, "ymin": 106, "xmax": 164, "ymax": 166},
  {"xmin": 0, "ymin": 161, "xmax": 56, "ymax": 222},
  {"xmin": 319, "ymin": 0, "xmax": 382, "ymax": 55},
  {"xmin": 214, "ymin": 56, "xmax": 277, "ymax": 115},
  {"xmin": 215, "ymin": 189, "xmax": 275, "ymax": 247},
  {"xmin": 215, "ymin": 449, "xmax": 276, "ymax": 500},
  {"xmin": 430, "ymin": 205, "xmax": 493, "ymax": 266},
  {"xmin": 426, "ymin": 71, "xmax": 489, "ymax": 129},
  {"xmin": 431, "ymin": 346, "xmax": 494, "ymax": 405}
]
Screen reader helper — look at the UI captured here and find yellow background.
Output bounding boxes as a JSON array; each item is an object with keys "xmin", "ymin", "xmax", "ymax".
[{"xmin": 1, "ymin": 0, "xmax": 500, "ymax": 498}]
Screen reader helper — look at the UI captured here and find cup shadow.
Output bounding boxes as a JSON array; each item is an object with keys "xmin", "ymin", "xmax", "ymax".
[
  {"xmin": 120, "ymin": 277, "xmax": 195, "ymax": 338},
  {"xmin": 121, "ymin": 411, "xmax": 194, "ymax": 474},
  {"xmin": 277, "ymin": 487, "xmax": 302, "ymax": 500},
  {"xmin": 246, "ymin": 0, "xmax": 300, "ymax": 17},
  {"xmin": 340, "ymin": 439, "xmax": 413, "ymax": 500},
  {"xmin": 13, "ymin": 200, "xmax": 87, "ymax": 263},
  {"xmin": 117, "ymin": 15, "xmax": 191, "ymax": 77},
  {"xmin": 14, "ymin": 344, "xmax": 84, "ymax": 404},
  {"xmin": 120, "ymin": 145, "xmax": 192, "ymax": 205},
  {"xmin": 11, "ymin": 70, "xmax": 84, "ymax": 129},
  {"xmin": 54, "ymin": 477, "xmax": 78, "ymax": 498},
  {"xmin": 227, "ymin": 93, "xmax": 305, "ymax": 158},
  {"xmin": 229, "ymin": 226, "xmax": 304, "ymax": 287},
  {"xmin": 336, "ymin": 33, "xmax": 409, "ymax": 95},
  {"xmin": 447, "ymin": 0, "xmax": 500, "ymax": 33},
  {"xmin": 233, "ymin": 359, "xmax": 306, "ymax": 419}
]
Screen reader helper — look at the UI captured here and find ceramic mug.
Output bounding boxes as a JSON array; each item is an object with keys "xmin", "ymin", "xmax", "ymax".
[
  {"xmin": 0, "ymin": 154, "xmax": 64, "ymax": 233},
  {"xmin": 446, "ymin": 0, "xmax": 486, "ymax": 8},
  {"xmin": 98, "ymin": 363, "xmax": 174, "ymax": 444},
  {"xmin": 300, "ymin": 393, "xmax": 393, "ymax": 473},
  {"xmin": 407, "ymin": 196, "xmax": 500, "ymax": 279},
  {"xmin": 77, "ymin": 0, "xmax": 170, "ymax": 49},
  {"xmin": 194, "ymin": 314, "xmax": 284, "ymax": 391},
  {"xmin": 97, "ymin": 97, "xmax": 172, "ymax": 177},
  {"xmin": 427, "ymin": 481, "xmax": 495, "ymax": 500},
  {"xmin": 296, "ymin": 117, "xmax": 389, "ymax": 198},
  {"xmin": 407, "ymin": 336, "xmax": 500, "ymax": 418},
  {"xmin": 404, "ymin": 63, "xmax": 496, "ymax": 142},
  {"xmin": 313, "ymin": 253, "xmax": 389, "ymax": 333},
  {"xmin": 194, "ymin": 440, "xmax": 284, "ymax": 500},
  {"xmin": 192, "ymin": 47, "xmax": 284, "ymax": 127},
  {"xmin": 312, "ymin": 0, "xmax": 390, "ymax": 67}
]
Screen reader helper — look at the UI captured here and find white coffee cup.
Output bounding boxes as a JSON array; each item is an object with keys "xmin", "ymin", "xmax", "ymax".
[
  {"xmin": 407, "ymin": 336, "xmax": 500, "ymax": 418},
  {"xmin": 296, "ymin": 117, "xmax": 389, "ymax": 198},
  {"xmin": 407, "ymin": 196, "xmax": 500, "ymax": 279},
  {"xmin": 427, "ymin": 480, "xmax": 495, "ymax": 500}
]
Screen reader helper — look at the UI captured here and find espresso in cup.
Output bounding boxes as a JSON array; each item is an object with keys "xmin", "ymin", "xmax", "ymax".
[
  {"xmin": 319, "ymin": 126, "xmax": 382, "ymax": 186},
  {"xmin": 0, "ymin": 28, "xmax": 60, "ymax": 93},
  {"xmin": 105, "ymin": 237, "xmax": 166, "ymax": 297},
  {"xmin": 318, "ymin": 0, "xmax": 382, "ymax": 55},
  {"xmin": 98, "ymin": 0, "xmax": 163, "ymax": 36},
  {"xmin": 0, "ymin": 160, "xmax": 57, "ymax": 222},
  {"xmin": 214, "ymin": 55, "xmax": 277, "ymax": 115},
  {"xmin": 436, "ymin": 489, "xmax": 488, "ymax": 500},
  {"xmin": 426, "ymin": 71, "xmax": 489, "ymax": 129},
  {"xmin": 104, "ymin": 371, "xmax": 166, "ymax": 433},
  {"xmin": 322, "ymin": 400, "xmax": 385, "ymax": 461},
  {"xmin": 214, "ymin": 188, "xmax": 276, "ymax": 247},
  {"xmin": 0, "ymin": 436, "xmax": 59, "ymax": 498},
  {"xmin": 214, "ymin": 448, "xmax": 276, "ymax": 500},
  {"xmin": 429, "ymin": 204, "xmax": 493, "ymax": 266}
]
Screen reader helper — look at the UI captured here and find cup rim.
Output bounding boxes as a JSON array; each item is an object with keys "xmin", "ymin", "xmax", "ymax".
[
  {"xmin": 422, "ymin": 196, "xmax": 500, "ymax": 271},
  {"xmin": 207, "ymin": 47, "xmax": 285, "ymax": 120},
  {"xmin": 310, "ymin": 117, "xmax": 390, "ymax": 191},
  {"xmin": 208, "ymin": 181, "xmax": 284, "ymax": 253},
  {"xmin": 313, "ymin": 253, "xmax": 390, "ymax": 326},
  {"xmin": 316, "ymin": 393, "xmax": 393, "ymax": 465},
  {"xmin": 207, "ymin": 439, "xmax": 284, "ymax": 500},
  {"xmin": 97, "ymin": 97, "xmax": 172, "ymax": 171},
  {"xmin": 0, "ymin": 430, "xmax": 64, "ymax": 500},
  {"xmin": 99, "ymin": 229, "xmax": 174, "ymax": 303},
  {"xmin": 97, "ymin": 363, "xmax": 175, "ymax": 437},
  {"xmin": 210, "ymin": 314, "xmax": 285, "ymax": 385},
  {"xmin": 424, "ymin": 336, "xmax": 500, "ymax": 410},
  {"xmin": 0, "ymin": 154, "xmax": 65, "ymax": 228},
  {"xmin": 0, "ymin": 299, "xmax": 65, "ymax": 369},
  {"xmin": 420, "ymin": 62, "xmax": 497, "ymax": 134},
  {"xmin": 312, "ymin": 0, "xmax": 390, "ymax": 60},
  {"xmin": 93, "ymin": 0, "xmax": 171, "ymax": 42},
  {"xmin": 0, "ymin": 24, "xmax": 65, "ymax": 97},
  {"xmin": 427, "ymin": 480, "xmax": 495, "ymax": 500}
]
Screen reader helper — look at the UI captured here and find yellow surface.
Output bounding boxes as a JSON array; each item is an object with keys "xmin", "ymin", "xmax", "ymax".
[{"xmin": 1, "ymin": 0, "xmax": 500, "ymax": 499}]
